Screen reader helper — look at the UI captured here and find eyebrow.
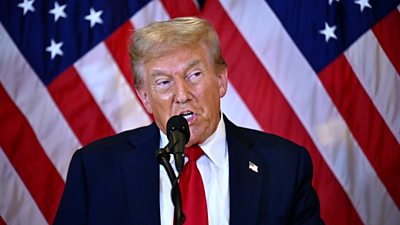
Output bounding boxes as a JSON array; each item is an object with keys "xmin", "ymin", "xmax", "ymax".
[
  {"xmin": 185, "ymin": 59, "xmax": 201, "ymax": 70},
  {"xmin": 151, "ymin": 59, "xmax": 202, "ymax": 78}
]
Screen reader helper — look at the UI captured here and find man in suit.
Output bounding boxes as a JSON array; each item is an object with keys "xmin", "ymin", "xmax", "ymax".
[{"xmin": 54, "ymin": 17, "xmax": 324, "ymax": 225}]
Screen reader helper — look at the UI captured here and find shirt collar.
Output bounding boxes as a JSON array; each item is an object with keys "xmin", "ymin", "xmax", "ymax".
[{"xmin": 159, "ymin": 114, "xmax": 228, "ymax": 169}]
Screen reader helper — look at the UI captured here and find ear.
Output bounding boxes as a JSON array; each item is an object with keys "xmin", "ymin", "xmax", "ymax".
[
  {"xmin": 218, "ymin": 68, "xmax": 228, "ymax": 98},
  {"xmin": 136, "ymin": 88, "xmax": 153, "ymax": 114}
]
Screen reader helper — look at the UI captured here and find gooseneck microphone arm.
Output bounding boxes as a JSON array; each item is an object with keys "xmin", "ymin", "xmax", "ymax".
[
  {"xmin": 155, "ymin": 115, "xmax": 190, "ymax": 225},
  {"xmin": 155, "ymin": 144, "xmax": 185, "ymax": 225}
]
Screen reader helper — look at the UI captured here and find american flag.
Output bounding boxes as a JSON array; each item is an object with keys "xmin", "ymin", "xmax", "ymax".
[{"xmin": 0, "ymin": 0, "xmax": 399, "ymax": 224}]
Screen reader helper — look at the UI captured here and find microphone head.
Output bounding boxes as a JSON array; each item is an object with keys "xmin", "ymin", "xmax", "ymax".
[{"xmin": 167, "ymin": 115, "xmax": 190, "ymax": 144}]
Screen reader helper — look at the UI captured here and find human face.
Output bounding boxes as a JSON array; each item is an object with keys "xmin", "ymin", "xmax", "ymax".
[{"xmin": 137, "ymin": 44, "xmax": 228, "ymax": 146}]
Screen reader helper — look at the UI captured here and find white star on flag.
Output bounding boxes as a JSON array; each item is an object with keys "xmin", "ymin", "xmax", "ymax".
[
  {"xmin": 319, "ymin": 22, "xmax": 337, "ymax": 43},
  {"xmin": 46, "ymin": 39, "xmax": 64, "ymax": 59},
  {"xmin": 329, "ymin": 0, "xmax": 340, "ymax": 5},
  {"xmin": 84, "ymin": 7, "xmax": 103, "ymax": 28},
  {"xmin": 49, "ymin": 2, "xmax": 67, "ymax": 22},
  {"xmin": 18, "ymin": 0, "xmax": 35, "ymax": 15},
  {"xmin": 354, "ymin": 0, "xmax": 372, "ymax": 12}
]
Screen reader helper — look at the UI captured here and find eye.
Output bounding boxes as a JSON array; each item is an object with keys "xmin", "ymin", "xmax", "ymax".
[
  {"xmin": 156, "ymin": 80, "xmax": 170, "ymax": 86},
  {"xmin": 154, "ymin": 78, "xmax": 172, "ymax": 91},
  {"xmin": 187, "ymin": 70, "xmax": 203, "ymax": 83}
]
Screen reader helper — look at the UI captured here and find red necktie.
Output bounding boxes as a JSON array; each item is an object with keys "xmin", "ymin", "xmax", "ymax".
[{"xmin": 179, "ymin": 145, "xmax": 209, "ymax": 225}]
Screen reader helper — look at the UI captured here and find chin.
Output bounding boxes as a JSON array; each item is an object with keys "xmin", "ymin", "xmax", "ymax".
[{"xmin": 187, "ymin": 134, "xmax": 200, "ymax": 146}]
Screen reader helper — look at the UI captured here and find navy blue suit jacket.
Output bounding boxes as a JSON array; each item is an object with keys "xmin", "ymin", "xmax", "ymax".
[{"xmin": 53, "ymin": 117, "xmax": 324, "ymax": 225}]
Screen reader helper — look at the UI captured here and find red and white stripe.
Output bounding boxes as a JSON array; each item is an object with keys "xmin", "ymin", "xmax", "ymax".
[
  {"xmin": 0, "ymin": 0, "xmax": 399, "ymax": 225},
  {"xmin": 345, "ymin": 30, "xmax": 400, "ymax": 142},
  {"xmin": 0, "ymin": 148, "xmax": 47, "ymax": 225},
  {"xmin": 217, "ymin": 0, "xmax": 400, "ymax": 224},
  {"xmin": 74, "ymin": 42, "xmax": 151, "ymax": 133},
  {"xmin": 131, "ymin": 0, "xmax": 170, "ymax": 28},
  {"xmin": 0, "ymin": 24, "xmax": 80, "ymax": 180}
]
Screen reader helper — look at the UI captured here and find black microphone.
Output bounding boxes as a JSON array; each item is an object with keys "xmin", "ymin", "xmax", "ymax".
[{"xmin": 167, "ymin": 115, "xmax": 190, "ymax": 173}]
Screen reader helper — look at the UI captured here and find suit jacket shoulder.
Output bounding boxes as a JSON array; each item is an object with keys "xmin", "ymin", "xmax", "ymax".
[
  {"xmin": 224, "ymin": 117, "xmax": 324, "ymax": 225},
  {"xmin": 53, "ymin": 123, "xmax": 161, "ymax": 225},
  {"xmin": 80, "ymin": 122, "xmax": 159, "ymax": 156}
]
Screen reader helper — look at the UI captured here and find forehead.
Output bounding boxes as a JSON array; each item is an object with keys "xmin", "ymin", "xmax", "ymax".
[
  {"xmin": 151, "ymin": 59, "xmax": 202, "ymax": 76},
  {"xmin": 144, "ymin": 44, "xmax": 212, "ymax": 75}
]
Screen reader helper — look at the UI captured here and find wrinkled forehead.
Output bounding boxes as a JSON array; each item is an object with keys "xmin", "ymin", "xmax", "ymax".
[
  {"xmin": 143, "ymin": 39, "xmax": 211, "ymax": 62},
  {"xmin": 149, "ymin": 59, "xmax": 201, "ymax": 76},
  {"xmin": 142, "ymin": 43, "xmax": 213, "ymax": 74}
]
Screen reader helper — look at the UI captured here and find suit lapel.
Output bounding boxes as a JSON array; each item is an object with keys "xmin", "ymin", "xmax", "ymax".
[
  {"xmin": 121, "ymin": 123, "xmax": 161, "ymax": 225},
  {"xmin": 225, "ymin": 118, "xmax": 264, "ymax": 225},
  {"xmin": 119, "ymin": 118, "xmax": 265, "ymax": 225}
]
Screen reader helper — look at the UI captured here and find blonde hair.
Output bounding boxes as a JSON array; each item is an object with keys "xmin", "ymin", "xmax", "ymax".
[{"xmin": 129, "ymin": 16, "xmax": 227, "ymax": 89}]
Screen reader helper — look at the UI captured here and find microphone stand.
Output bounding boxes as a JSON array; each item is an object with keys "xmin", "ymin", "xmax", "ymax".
[{"xmin": 156, "ymin": 145, "xmax": 185, "ymax": 225}]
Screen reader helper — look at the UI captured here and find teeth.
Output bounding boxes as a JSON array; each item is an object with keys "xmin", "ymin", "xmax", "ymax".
[
  {"xmin": 183, "ymin": 114, "xmax": 193, "ymax": 120},
  {"xmin": 180, "ymin": 112, "xmax": 193, "ymax": 120}
]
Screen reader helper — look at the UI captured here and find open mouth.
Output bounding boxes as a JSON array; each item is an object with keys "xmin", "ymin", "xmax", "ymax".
[{"xmin": 180, "ymin": 111, "xmax": 194, "ymax": 121}]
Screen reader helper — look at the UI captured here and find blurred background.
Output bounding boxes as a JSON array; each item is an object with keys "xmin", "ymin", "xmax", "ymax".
[{"xmin": 0, "ymin": 0, "xmax": 399, "ymax": 224}]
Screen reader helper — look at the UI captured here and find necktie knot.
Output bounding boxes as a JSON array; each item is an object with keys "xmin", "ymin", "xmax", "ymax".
[{"xmin": 185, "ymin": 145, "xmax": 204, "ymax": 162}]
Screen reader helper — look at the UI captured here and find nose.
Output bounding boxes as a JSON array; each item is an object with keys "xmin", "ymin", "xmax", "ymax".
[{"xmin": 174, "ymin": 77, "xmax": 191, "ymax": 104}]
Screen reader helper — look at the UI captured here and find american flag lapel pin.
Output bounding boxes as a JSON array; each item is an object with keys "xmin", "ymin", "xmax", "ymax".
[{"xmin": 248, "ymin": 161, "xmax": 258, "ymax": 173}]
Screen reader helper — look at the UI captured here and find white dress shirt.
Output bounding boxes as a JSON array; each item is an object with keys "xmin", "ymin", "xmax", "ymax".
[{"xmin": 159, "ymin": 116, "xmax": 229, "ymax": 225}]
